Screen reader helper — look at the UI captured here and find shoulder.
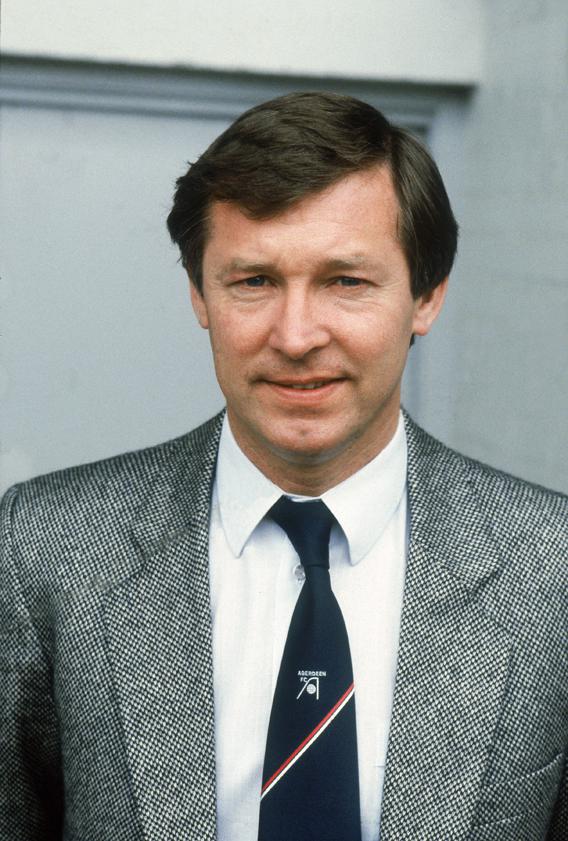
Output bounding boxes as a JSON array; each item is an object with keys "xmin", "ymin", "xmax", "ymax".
[
  {"xmin": 404, "ymin": 414, "xmax": 566, "ymax": 650},
  {"xmin": 0, "ymin": 412, "xmax": 224, "ymax": 567},
  {"xmin": 405, "ymin": 412, "xmax": 567, "ymax": 556}
]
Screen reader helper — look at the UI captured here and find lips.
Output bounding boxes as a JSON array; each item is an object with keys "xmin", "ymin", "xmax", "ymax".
[
  {"xmin": 266, "ymin": 377, "xmax": 343, "ymax": 389},
  {"xmin": 258, "ymin": 377, "xmax": 347, "ymax": 404},
  {"xmin": 274, "ymin": 380, "xmax": 330, "ymax": 390},
  {"xmin": 288, "ymin": 382, "xmax": 326, "ymax": 389}
]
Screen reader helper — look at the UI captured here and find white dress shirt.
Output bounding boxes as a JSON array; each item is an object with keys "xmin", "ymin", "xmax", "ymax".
[{"xmin": 209, "ymin": 413, "xmax": 408, "ymax": 841}]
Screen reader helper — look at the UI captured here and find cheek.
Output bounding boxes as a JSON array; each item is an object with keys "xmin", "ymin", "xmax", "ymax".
[
  {"xmin": 208, "ymin": 314, "xmax": 259, "ymax": 369},
  {"xmin": 341, "ymin": 310, "xmax": 401, "ymax": 354},
  {"xmin": 341, "ymin": 306, "xmax": 413, "ymax": 373}
]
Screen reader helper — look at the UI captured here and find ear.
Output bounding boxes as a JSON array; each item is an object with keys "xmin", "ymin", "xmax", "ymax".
[
  {"xmin": 190, "ymin": 280, "xmax": 209, "ymax": 329},
  {"xmin": 411, "ymin": 277, "xmax": 448, "ymax": 337}
]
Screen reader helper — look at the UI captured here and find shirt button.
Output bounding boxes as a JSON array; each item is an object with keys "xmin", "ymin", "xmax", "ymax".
[{"xmin": 293, "ymin": 563, "xmax": 306, "ymax": 582}]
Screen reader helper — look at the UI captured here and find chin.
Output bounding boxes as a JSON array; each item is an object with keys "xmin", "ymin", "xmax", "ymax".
[{"xmin": 265, "ymin": 432, "xmax": 350, "ymax": 466}]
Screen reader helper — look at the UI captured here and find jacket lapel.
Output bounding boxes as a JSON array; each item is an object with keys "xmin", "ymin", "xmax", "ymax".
[
  {"xmin": 379, "ymin": 415, "xmax": 513, "ymax": 840},
  {"xmin": 102, "ymin": 413, "xmax": 224, "ymax": 841}
]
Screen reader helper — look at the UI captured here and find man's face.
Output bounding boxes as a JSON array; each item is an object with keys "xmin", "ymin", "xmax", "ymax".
[{"xmin": 192, "ymin": 165, "xmax": 446, "ymax": 488}]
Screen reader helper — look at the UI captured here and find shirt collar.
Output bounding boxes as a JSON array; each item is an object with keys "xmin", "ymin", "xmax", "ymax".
[
  {"xmin": 320, "ymin": 414, "xmax": 407, "ymax": 563},
  {"xmin": 215, "ymin": 418, "xmax": 283, "ymax": 558},
  {"xmin": 215, "ymin": 412, "xmax": 407, "ymax": 564}
]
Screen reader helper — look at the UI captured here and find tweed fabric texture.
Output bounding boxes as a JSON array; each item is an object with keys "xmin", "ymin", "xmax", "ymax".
[
  {"xmin": 0, "ymin": 410, "xmax": 566, "ymax": 841},
  {"xmin": 1, "ymin": 415, "xmax": 222, "ymax": 841}
]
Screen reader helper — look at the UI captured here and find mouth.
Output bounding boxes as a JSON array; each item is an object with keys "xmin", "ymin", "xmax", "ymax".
[
  {"xmin": 261, "ymin": 377, "xmax": 346, "ymax": 399},
  {"xmin": 277, "ymin": 380, "xmax": 330, "ymax": 390}
]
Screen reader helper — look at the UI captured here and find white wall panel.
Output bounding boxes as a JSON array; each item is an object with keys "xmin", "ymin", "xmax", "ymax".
[{"xmin": 2, "ymin": 0, "xmax": 483, "ymax": 85}]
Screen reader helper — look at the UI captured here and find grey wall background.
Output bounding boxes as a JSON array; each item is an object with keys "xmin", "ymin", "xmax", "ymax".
[
  {"xmin": 1, "ymin": 0, "xmax": 567, "ymax": 495},
  {"xmin": 445, "ymin": 3, "xmax": 568, "ymax": 490}
]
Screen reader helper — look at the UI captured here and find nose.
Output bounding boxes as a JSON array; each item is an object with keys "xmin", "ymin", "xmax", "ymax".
[{"xmin": 267, "ymin": 287, "xmax": 331, "ymax": 359}]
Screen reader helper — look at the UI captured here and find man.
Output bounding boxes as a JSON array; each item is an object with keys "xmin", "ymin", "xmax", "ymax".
[{"xmin": 0, "ymin": 93, "xmax": 565, "ymax": 841}]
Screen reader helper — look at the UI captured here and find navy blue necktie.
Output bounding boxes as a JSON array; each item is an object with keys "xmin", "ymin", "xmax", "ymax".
[{"xmin": 258, "ymin": 496, "xmax": 361, "ymax": 841}]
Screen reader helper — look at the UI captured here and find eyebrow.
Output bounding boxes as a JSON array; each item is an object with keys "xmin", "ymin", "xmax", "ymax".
[
  {"xmin": 324, "ymin": 256, "xmax": 379, "ymax": 272},
  {"xmin": 215, "ymin": 260, "xmax": 272, "ymax": 280},
  {"xmin": 215, "ymin": 255, "xmax": 382, "ymax": 280}
]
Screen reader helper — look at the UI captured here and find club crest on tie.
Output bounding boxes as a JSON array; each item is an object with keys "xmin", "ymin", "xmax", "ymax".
[{"xmin": 296, "ymin": 669, "xmax": 327, "ymax": 700}]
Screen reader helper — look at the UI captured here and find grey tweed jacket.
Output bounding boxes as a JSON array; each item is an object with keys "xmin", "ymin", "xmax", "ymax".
[{"xmin": 1, "ymin": 412, "xmax": 566, "ymax": 841}]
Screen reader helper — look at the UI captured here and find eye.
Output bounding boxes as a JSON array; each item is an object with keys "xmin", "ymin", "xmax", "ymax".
[
  {"xmin": 242, "ymin": 275, "xmax": 267, "ymax": 288},
  {"xmin": 336, "ymin": 276, "xmax": 364, "ymax": 287}
]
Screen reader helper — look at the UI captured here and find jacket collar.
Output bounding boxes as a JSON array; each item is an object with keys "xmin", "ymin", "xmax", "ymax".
[
  {"xmin": 131, "ymin": 412, "xmax": 224, "ymax": 560},
  {"xmin": 404, "ymin": 409, "xmax": 506, "ymax": 590},
  {"xmin": 130, "ymin": 408, "xmax": 505, "ymax": 588}
]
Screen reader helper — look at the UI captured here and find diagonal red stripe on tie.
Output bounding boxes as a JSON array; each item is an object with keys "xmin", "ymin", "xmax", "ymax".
[{"xmin": 261, "ymin": 682, "xmax": 355, "ymax": 795}]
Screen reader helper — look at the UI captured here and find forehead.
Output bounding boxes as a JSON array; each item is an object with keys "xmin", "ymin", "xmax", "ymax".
[{"xmin": 204, "ymin": 165, "xmax": 402, "ymax": 269}]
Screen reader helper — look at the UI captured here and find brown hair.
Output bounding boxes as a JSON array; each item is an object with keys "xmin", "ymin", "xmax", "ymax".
[{"xmin": 167, "ymin": 91, "xmax": 458, "ymax": 298}]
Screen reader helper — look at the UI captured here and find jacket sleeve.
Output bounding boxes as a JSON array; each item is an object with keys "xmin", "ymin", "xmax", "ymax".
[
  {"xmin": 546, "ymin": 754, "xmax": 567, "ymax": 840},
  {"xmin": 0, "ymin": 486, "xmax": 64, "ymax": 841}
]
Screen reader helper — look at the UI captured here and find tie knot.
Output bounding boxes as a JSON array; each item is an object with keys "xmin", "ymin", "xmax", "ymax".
[{"xmin": 269, "ymin": 496, "xmax": 335, "ymax": 569}]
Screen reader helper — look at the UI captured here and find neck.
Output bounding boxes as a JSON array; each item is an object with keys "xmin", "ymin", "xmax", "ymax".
[{"xmin": 229, "ymin": 412, "xmax": 400, "ymax": 497}]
